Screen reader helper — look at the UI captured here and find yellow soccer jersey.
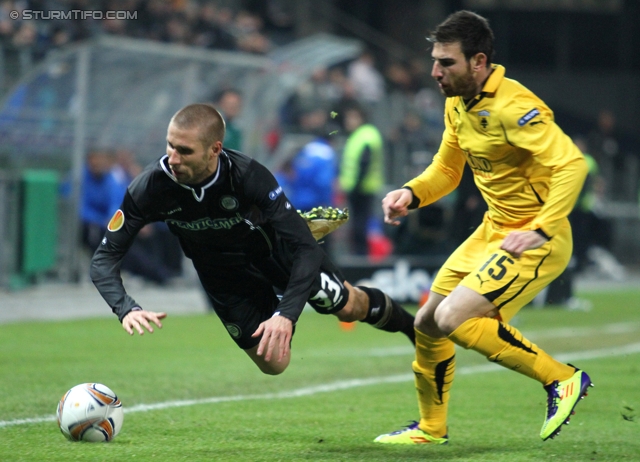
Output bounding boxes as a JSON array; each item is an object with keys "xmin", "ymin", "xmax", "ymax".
[{"xmin": 405, "ymin": 65, "xmax": 588, "ymax": 237}]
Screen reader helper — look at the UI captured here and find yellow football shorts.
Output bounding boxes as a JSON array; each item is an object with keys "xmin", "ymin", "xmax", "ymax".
[{"xmin": 431, "ymin": 216, "xmax": 573, "ymax": 323}]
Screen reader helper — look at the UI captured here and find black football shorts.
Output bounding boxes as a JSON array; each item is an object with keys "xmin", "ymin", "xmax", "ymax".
[{"xmin": 196, "ymin": 254, "xmax": 349, "ymax": 349}]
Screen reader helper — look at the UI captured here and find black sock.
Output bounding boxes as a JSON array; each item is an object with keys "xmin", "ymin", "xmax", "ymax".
[{"xmin": 357, "ymin": 286, "xmax": 415, "ymax": 345}]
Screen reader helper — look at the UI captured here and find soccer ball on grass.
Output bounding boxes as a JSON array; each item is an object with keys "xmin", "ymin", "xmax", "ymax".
[{"xmin": 56, "ymin": 383, "xmax": 124, "ymax": 442}]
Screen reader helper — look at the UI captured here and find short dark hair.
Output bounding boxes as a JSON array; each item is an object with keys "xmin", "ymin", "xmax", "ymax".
[
  {"xmin": 171, "ymin": 103, "xmax": 225, "ymax": 148},
  {"xmin": 429, "ymin": 10, "xmax": 494, "ymax": 65}
]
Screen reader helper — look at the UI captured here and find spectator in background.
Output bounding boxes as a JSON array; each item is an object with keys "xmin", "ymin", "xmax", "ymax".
[
  {"xmin": 388, "ymin": 110, "xmax": 434, "ymax": 162},
  {"xmin": 347, "ymin": 49, "xmax": 385, "ymax": 108},
  {"xmin": 284, "ymin": 66, "xmax": 332, "ymax": 129},
  {"xmin": 325, "ymin": 66, "xmax": 349, "ymax": 105},
  {"xmin": 288, "ymin": 109, "xmax": 337, "ymax": 213},
  {"xmin": 570, "ymin": 137, "xmax": 607, "ymax": 274},
  {"xmin": 568, "ymin": 137, "xmax": 624, "ymax": 280},
  {"xmin": 384, "ymin": 60, "xmax": 417, "ymax": 131},
  {"xmin": 193, "ymin": 3, "xmax": 236, "ymax": 50},
  {"xmin": 0, "ymin": 2, "xmax": 15, "ymax": 43},
  {"xmin": 284, "ymin": 109, "xmax": 338, "ymax": 254},
  {"xmin": 587, "ymin": 109, "xmax": 622, "ymax": 200},
  {"xmin": 339, "ymin": 103, "xmax": 385, "ymax": 256},
  {"xmin": 112, "ymin": 148, "xmax": 142, "ymax": 185},
  {"xmin": 215, "ymin": 88, "xmax": 244, "ymax": 151},
  {"xmin": 535, "ymin": 136, "xmax": 608, "ymax": 310},
  {"xmin": 81, "ymin": 150, "xmax": 127, "ymax": 252},
  {"xmin": 11, "ymin": 22, "xmax": 36, "ymax": 48},
  {"xmin": 232, "ymin": 10, "xmax": 271, "ymax": 54},
  {"xmin": 388, "ymin": 122, "xmax": 455, "ymax": 257}
]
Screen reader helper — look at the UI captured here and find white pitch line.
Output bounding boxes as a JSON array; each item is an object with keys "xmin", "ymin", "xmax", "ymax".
[
  {"xmin": 2, "ymin": 342, "xmax": 640, "ymax": 429},
  {"xmin": 361, "ymin": 321, "xmax": 640, "ymax": 357}
]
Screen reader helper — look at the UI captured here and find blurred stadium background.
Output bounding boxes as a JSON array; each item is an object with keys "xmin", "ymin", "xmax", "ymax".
[{"xmin": 1, "ymin": 0, "xmax": 639, "ymax": 309}]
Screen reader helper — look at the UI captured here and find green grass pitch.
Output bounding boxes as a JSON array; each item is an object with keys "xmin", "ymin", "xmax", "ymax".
[{"xmin": 1, "ymin": 290, "xmax": 639, "ymax": 461}]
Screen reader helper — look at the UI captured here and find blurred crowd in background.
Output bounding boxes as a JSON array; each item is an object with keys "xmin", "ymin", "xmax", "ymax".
[
  {"xmin": 0, "ymin": 0, "xmax": 283, "ymax": 58},
  {"xmin": 0, "ymin": 0, "xmax": 635, "ymax": 291}
]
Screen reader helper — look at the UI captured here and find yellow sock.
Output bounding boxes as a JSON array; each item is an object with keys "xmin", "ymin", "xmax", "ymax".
[
  {"xmin": 413, "ymin": 329, "xmax": 455, "ymax": 438},
  {"xmin": 449, "ymin": 317, "xmax": 574, "ymax": 385}
]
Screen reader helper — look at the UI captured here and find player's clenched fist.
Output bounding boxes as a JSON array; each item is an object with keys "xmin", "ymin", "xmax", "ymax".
[{"xmin": 382, "ymin": 188, "xmax": 414, "ymax": 225}]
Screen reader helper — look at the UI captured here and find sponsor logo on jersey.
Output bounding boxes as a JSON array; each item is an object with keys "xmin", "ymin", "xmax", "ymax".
[
  {"xmin": 467, "ymin": 153, "xmax": 492, "ymax": 172},
  {"xmin": 166, "ymin": 216, "xmax": 242, "ymax": 231},
  {"xmin": 285, "ymin": 201, "xmax": 292, "ymax": 209},
  {"xmin": 220, "ymin": 195, "xmax": 239, "ymax": 211},
  {"xmin": 478, "ymin": 110, "xmax": 490, "ymax": 116},
  {"xmin": 518, "ymin": 108, "xmax": 540, "ymax": 126},
  {"xmin": 107, "ymin": 210, "xmax": 124, "ymax": 232},
  {"xmin": 101, "ymin": 237, "xmax": 107, "ymax": 245},
  {"xmin": 224, "ymin": 323, "xmax": 242, "ymax": 339},
  {"xmin": 268, "ymin": 186, "xmax": 283, "ymax": 200}
]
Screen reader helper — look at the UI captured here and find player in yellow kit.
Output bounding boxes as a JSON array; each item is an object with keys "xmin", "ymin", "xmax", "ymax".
[{"xmin": 374, "ymin": 10, "xmax": 592, "ymax": 444}]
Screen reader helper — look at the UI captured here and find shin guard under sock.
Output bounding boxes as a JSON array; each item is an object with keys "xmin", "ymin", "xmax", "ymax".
[{"xmin": 358, "ymin": 286, "xmax": 415, "ymax": 344}]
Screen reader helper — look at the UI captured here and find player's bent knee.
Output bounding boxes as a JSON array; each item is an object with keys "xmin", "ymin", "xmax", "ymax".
[
  {"xmin": 253, "ymin": 356, "xmax": 290, "ymax": 375},
  {"xmin": 415, "ymin": 293, "xmax": 446, "ymax": 337},
  {"xmin": 433, "ymin": 301, "xmax": 462, "ymax": 336},
  {"xmin": 257, "ymin": 362, "xmax": 288, "ymax": 376},
  {"xmin": 245, "ymin": 346, "xmax": 290, "ymax": 375}
]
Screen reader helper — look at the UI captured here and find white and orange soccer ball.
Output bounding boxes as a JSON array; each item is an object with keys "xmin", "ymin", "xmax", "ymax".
[{"xmin": 56, "ymin": 383, "xmax": 124, "ymax": 442}]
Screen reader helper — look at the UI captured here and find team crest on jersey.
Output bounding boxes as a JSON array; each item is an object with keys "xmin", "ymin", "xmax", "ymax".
[
  {"xmin": 220, "ymin": 195, "xmax": 239, "ymax": 211},
  {"xmin": 224, "ymin": 323, "xmax": 242, "ymax": 339},
  {"xmin": 269, "ymin": 186, "xmax": 283, "ymax": 200},
  {"xmin": 518, "ymin": 108, "xmax": 540, "ymax": 126},
  {"xmin": 107, "ymin": 209, "xmax": 124, "ymax": 232}
]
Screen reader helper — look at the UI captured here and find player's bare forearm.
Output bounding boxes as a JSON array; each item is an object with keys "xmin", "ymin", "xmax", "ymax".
[
  {"xmin": 122, "ymin": 310, "xmax": 167, "ymax": 336},
  {"xmin": 252, "ymin": 315, "xmax": 293, "ymax": 362},
  {"xmin": 382, "ymin": 188, "xmax": 413, "ymax": 225},
  {"xmin": 500, "ymin": 230, "xmax": 548, "ymax": 258}
]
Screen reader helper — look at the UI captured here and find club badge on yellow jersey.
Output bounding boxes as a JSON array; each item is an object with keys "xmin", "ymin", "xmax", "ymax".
[{"xmin": 478, "ymin": 110, "xmax": 490, "ymax": 131}]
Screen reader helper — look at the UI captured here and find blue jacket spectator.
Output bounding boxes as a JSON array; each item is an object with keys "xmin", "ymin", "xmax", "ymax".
[
  {"xmin": 289, "ymin": 136, "xmax": 336, "ymax": 212},
  {"xmin": 81, "ymin": 151, "xmax": 127, "ymax": 250}
]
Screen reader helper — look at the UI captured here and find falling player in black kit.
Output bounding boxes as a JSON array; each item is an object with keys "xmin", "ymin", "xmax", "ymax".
[{"xmin": 91, "ymin": 103, "xmax": 415, "ymax": 375}]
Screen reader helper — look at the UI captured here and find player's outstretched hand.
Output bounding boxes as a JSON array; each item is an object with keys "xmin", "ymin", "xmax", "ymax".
[
  {"xmin": 500, "ymin": 230, "xmax": 548, "ymax": 258},
  {"xmin": 382, "ymin": 188, "xmax": 413, "ymax": 225},
  {"xmin": 252, "ymin": 315, "xmax": 293, "ymax": 363},
  {"xmin": 122, "ymin": 309, "xmax": 167, "ymax": 336}
]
